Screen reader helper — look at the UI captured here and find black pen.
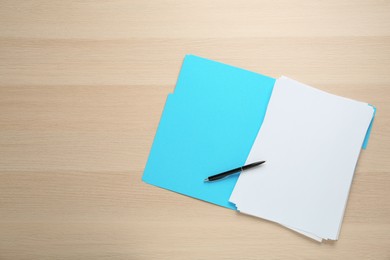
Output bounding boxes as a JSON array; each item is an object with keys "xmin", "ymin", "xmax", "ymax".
[{"xmin": 204, "ymin": 161, "xmax": 265, "ymax": 182}]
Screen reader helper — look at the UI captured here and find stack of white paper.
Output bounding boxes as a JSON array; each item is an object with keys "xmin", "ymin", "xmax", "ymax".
[{"xmin": 230, "ymin": 76, "xmax": 374, "ymax": 241}]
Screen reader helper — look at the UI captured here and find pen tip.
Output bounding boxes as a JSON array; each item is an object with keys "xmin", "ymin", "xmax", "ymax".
[{"xmin": 204, "ymin": 178, "xmax": 209, "ymax": 182}]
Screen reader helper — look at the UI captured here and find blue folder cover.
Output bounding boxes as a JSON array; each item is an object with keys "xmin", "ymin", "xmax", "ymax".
[
  {"xmin": 142, "ymin": 55, "xmax": 275, "ymax": 209},
  {"xmin": 142, "ymin": 54, "xmax": 375, "ymax": 210}
]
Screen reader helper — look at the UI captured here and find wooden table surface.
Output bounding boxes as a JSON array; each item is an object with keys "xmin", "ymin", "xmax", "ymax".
[{"xmin": 1, "ymin": 1, "xmax": 389, "ymax": 259}]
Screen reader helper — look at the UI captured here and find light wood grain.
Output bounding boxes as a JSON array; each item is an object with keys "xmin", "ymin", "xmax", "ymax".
[{"xmin": 0, "ymin": 0, "xmax": 389, "ymax": 259}]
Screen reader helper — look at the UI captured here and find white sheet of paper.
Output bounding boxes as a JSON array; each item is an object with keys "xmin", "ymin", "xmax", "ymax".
[
  {"xmin": 236, "ymin": 203, "xmax": 323, "ymax": 242},
  {"xmin": 230, "ymin": 76, "xmax": 374, "ymax": 240}
]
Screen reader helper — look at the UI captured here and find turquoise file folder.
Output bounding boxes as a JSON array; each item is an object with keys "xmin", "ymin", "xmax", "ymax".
[
  {"xmin": 142, "ymin": 55, "xmax": 375, "ymax": 210},
  {"xmin": 142, "ymin": 55, "xmax": 275, "ymax": 209}
]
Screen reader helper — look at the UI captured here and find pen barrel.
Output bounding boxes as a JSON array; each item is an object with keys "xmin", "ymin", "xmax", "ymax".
[
  {"xmin": 208, "ymin": 168, "xmax": 241, "ymax": 181},
  {"xmin": 206, "ymin": 161, "xmax": 265, "ymax": 182}
]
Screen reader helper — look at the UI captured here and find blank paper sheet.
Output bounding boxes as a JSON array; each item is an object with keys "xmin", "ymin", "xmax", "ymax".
[{"xmin": 230, "ymin": 76, "xmax": 374, "ymax": 240}]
